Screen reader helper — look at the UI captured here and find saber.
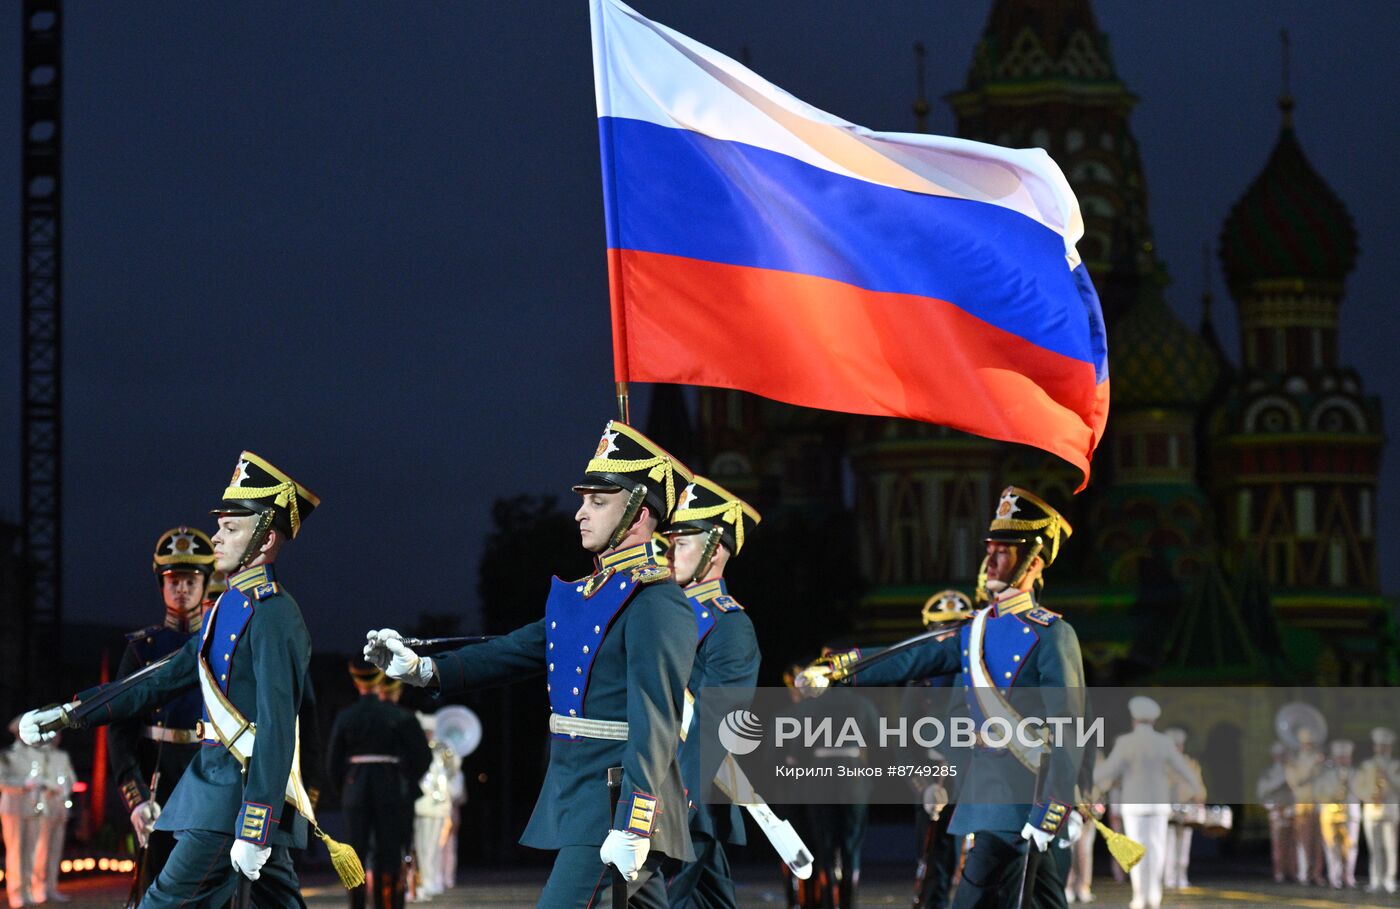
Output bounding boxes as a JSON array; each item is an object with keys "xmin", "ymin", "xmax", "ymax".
[
  {"xmin": 606, "ymin": 767, "xmax": 628, "ymax": 909},
  {"xmin": 39, "ymin": 652, "xmax": 179, "ymax": 733},
  {"xmin": 827, "ymin": 628, "xmax": 948, "ymax": 682},
  {"xmin": 713, "ymin": 754, "xmax": 813, "ymax": 879},
  {"xmin": 400, "ymin": 635, "xmax": 500, "ymax": 650},
  {"xmin": 1013, "ymin": 753, "xmax": 1051, "ymax": 909}
]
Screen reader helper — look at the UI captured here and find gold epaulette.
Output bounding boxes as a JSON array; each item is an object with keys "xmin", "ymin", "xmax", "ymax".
[
  {"xmin": 631, "ymin": 564, "xmax": 670, "ymax": 584},
  {"xmin": 712, "ymin": 595, "xmax": 744, "ymax": 613},
  {"xmin": 1024, "ymin": 607, "xmax": 1061, "ymax": 626}
]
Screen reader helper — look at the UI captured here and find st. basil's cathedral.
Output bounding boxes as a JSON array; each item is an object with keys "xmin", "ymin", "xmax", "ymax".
[{"xmin": 649, "ymin": 0, "xmax": 1393, "ymax": 686}]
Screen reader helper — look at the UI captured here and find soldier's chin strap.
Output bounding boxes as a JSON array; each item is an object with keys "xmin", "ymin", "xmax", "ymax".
[
  {"xmin": 606, "ymin": 484, "xmax": 650, "ymax": 552},
  {"xmin": 235, "ymin": 509, "xmax": 278, "ymax": 571},
  {"xmin": 977, "ymin": 539, "xmax": 1044, "ymax": 602},
  {"xmin": 681, "ymin": 526, "xmax": 725, "ymax": 586}
]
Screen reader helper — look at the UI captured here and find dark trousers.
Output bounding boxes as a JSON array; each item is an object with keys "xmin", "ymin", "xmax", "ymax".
[
  {"xmin": 1039, "ymin": 841, "xmax": 1071, "ymax": 909},
  {"xmin": 951, "ymin": 831, "xmax": 1069, "ymax": 909},
  {"xmin": 136, "ymin": 829, "xmax": 304, "ymax": 909},
  {"xmin": 667, "ymin": 834, "xmax": 739, "ymax": 909},
  {"xmin": 132, "ymin": 830, "xmax": 177, "ymax": 900},
  {"xmin": 914, "ymin": 810, "xmax": 958, "ymax": 909},
  {"xmin": 807, "ymin": 803, "xmax": 868, "ymax": 909},
  {"xmin": 538, "ymin": 846, "xmax": 671, "ymax": 909}
]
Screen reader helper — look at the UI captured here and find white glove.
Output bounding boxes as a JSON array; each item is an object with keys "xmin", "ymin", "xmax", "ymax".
[
  {"xmin": 1063, "ymin": 811, "xmax": 1084, "ymax": 844},
  {"xmin": 1020, "ymin": 823, "xmax": 1055, "ymax": 852},
  {"xmin": 19, "ymin": 705, "xmax": 68, "ymax": 745},
  {"xmin": 793, "ymin": 666, "xmax": 831, "ymax": 699},
  {"xmin": 363, "ymin": 629, "xmax": 399, "ymax": 670},
  {"xmin": 384, "ymin": 638, "xmax": 435, "ymax": 687},
  {"xmin": 230, "ymin": 839, "xmax": 271, "ymax": 880},
  {"xmin": 599, "ymin": 829, "xmax": 650, "ymax": 881},
  {"xmin": 922, "ymin": 783, "xmax": 949, "ymax": 820},
  {"xmin": 130, "ymin": 799, "xmax": 161, "ymax": 848}
]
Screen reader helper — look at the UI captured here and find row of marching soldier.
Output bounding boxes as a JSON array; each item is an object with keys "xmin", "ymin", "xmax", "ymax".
[
  {"xmin": 26, "ymin": 435, "xmax": 1388, "ymax": 909},
  {"xmin": 10, "ymin": 436, "xmax": 1110, "ymax": 909}
]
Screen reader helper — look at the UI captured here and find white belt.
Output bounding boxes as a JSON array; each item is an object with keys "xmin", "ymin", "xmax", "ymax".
[
  {"xmin": 349, "ymin": 755, "xmax": 400, "ymax": 765},
  {"xmin": 813, "ymin": 747, "xmax": 861, "ymax": 759},
  {"xmin": 549, "ymin": 713, "xmax": 629, "ymax": 741},
  {"xmin": 144, "ymin": 725, "xmax": 200, "ymax": 745}
]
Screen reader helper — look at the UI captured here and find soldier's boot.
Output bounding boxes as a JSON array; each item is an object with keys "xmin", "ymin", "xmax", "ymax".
[
  {"xmin": 376, "ymin": 868, "xmax": 403, "ymax": 909},
  {"xmin": 349, "ymin": 881, "xmax": 367, "ymax": 909}
]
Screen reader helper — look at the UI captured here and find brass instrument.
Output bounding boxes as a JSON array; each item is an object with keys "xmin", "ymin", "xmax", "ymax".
[{"xmin": 1275, "ymin": 702, "xmax": 1327, "ymax": 750}]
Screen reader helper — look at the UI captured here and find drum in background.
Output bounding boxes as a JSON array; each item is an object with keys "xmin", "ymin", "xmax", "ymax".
[{"xmin": 1201, "ymin": 804, "xmax": 1233, "ymax": 838}]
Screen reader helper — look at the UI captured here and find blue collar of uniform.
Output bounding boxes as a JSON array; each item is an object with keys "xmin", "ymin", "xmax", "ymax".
[
  {"xmin": 989, "ymin": 589, "xmax": 1034, "ymax": 618},
  {"xmin": 596, "ymin": 539, "xmax": 664, "ymax": 573},
  {"xmin": 229, "ymin": 564, "xmax": 276, "ymax": 593},
  {"xmin": 684, "ymin": 578, "xmax": 729, "ymax": 603}
]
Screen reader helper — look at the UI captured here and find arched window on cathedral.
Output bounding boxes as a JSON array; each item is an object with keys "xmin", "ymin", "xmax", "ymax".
[
  {"xmin": 889, "ymin": 479, "xmax": 923, "ymax": 583},
  {"xmin": 1328, "ymin": 536, "xmax": 1348, "ymax": 587}
]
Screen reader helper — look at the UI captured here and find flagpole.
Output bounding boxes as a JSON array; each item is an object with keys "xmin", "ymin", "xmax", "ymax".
[{"xmin": 615, "ymin": 381, "xmax": 630, "ymax": 423}]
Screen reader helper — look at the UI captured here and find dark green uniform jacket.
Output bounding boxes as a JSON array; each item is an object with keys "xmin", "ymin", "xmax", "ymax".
[
  {"xmin": 433, "ymin": 541, "xmax": 697, "ymax": 862},
  {"xmin": 77, "ymin": 565, "xmax": 311, "ymax": 848},
  {"xmin": 846, "ymin": 589, "xmax": 1084, "ymax": 837},
  {"xmin": 680, "ymin": 579, "xmax": 759, "ymax": 845}
]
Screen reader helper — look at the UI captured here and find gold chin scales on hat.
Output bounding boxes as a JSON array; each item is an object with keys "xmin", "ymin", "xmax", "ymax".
[
  {"xmin": 572, "ymin": 421, "xmax": 695, "ymax": 549},
  {"xmin": 211, "ymin": 451, "xmax": 320, "ymax": 568},
  {"xmin": 665, "ymin": 474, "xmax": 761, "ymax": 584}
]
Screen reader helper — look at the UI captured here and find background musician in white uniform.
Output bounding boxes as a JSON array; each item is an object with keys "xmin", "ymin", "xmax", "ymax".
[
  {"xmin": 1257, "ymin": 743, "xmax": 1295, "ymax": 884},
  {"xmin": 1163, "ymin": 728, "xmax": 1203, "ymax": 890},
  {"xmin": 1316, "ymin": 740, "xmax": 1360, "ymax": 889},
  {"xmin": 1094, "ymin": 697, "xmax": 1204, "ymax": 909},
  {"xmin": 1355, "ymin": 727, "xmax": 1398, "ymax": 893},
  {"xmin": 1286, "ymin": 727, "xmax": 1326, "ymax": 885}
]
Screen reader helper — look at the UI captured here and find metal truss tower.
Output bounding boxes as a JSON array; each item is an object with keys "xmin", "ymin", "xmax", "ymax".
[{"xmin": 20, "ymin": 0, "xmax": 63, "ymax": 699}]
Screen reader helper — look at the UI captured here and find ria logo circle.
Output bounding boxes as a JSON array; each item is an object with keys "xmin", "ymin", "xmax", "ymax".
[{"xmin": 718, "ymin": 709, "xmax": 764, "ymax": 755}]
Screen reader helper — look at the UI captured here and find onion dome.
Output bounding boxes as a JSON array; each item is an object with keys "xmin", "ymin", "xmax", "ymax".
[
  {"xmin": 1219, "ymin": 100, "xmax": 1358, "ymax": 294},
  {"xmin": 1110, "ymin": 287, "xmax": 1221, "ymax": 409}
]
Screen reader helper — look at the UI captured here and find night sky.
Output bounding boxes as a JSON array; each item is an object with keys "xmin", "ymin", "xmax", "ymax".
[{"xmin": 1, "ymin": 2, "xmax": 1397, "ymax": 653}]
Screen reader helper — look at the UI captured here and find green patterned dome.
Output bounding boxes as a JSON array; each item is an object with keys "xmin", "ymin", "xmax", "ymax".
[
  {"xmin": 1220, "ymin": 107, "xmax": 1358, "ymax": 293},
  {"xmin": 1111, "ymin": 290, "xmax": 1220, "ymax": 409}
]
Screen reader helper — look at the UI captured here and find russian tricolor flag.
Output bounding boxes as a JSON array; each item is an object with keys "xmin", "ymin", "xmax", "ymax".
[{"xmin": 591, "ymin": 0, "xmax": 1109, "ymax": 486}]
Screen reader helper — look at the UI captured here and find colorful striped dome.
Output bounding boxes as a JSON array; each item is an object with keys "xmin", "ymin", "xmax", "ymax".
[
  {"xmin": 1219, "ymin": 110, "xmax": 1357, "ymax": 293},
  {"xmin": 1110, "ymin": 288, "xmax": 1220, "ymax": 409}
]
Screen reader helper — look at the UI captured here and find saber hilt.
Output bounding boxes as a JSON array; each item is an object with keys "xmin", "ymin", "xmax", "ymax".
[
  {"xmin": 827, "ymin": 628, "xmax": 946, "ymax": 682},
  {"xmin": 400, "ymin": 635, "xmax": 499, "ymax": 650},
  {"xmin": 37, "ymin": 703, "xmax": 80, "ymax": 735}
]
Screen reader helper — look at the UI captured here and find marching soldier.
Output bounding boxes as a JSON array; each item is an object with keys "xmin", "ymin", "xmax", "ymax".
[
  {"xmin": 108, "ymin": 527, "xmax": 217, "ymax": 896},
  {"xmin": 798, "ymin": 487, "xmax": 1087, "ymax": 909},
  {"xmin": 906, "ymin": 591, "xmax": 972, "ymax": 909},
  {"xmin": 1286, "ymin": 727, "xmax": 1326, "ymax": 885},
  {"xmin": 1316, "ymin": 740, "xmax": 1360, "ymax": 889},
  {"xmin": 19, "ymin": 452, "xmax": 330, "ymax": 909},
  {"xmin": 1162, "ymin": 728, "xmax": 1203, "ymax": 890},
  {"xmin": 1355, "ymin": 727, "xmax": 1398, "ymax": 893},
  {"xmin": 327, "ymin": 662, "xmax": 431, "ymax": 909},
  {"xmin": 1093, "ymin": 698, "xmax": 1204, "ymax": 909},
  {"xmin": 1257, "ymin": 743, "xmax": 1295, "ymax": 883},
  {"xmin": 802, "ymin": 686, "xmax": 879, "ymax": 909},
  {"xmin": 663, "ymin": 475, "xmax": 762, "ymax": 909},
  {"xmin": 366, "ymin": 421, "xmax": 698, "ymax": 908}
]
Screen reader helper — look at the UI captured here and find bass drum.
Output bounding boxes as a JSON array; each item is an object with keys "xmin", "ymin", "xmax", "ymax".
[{"xmin": 1201, "ymin": 804, "xmax": 1233, "ymax": 838}]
